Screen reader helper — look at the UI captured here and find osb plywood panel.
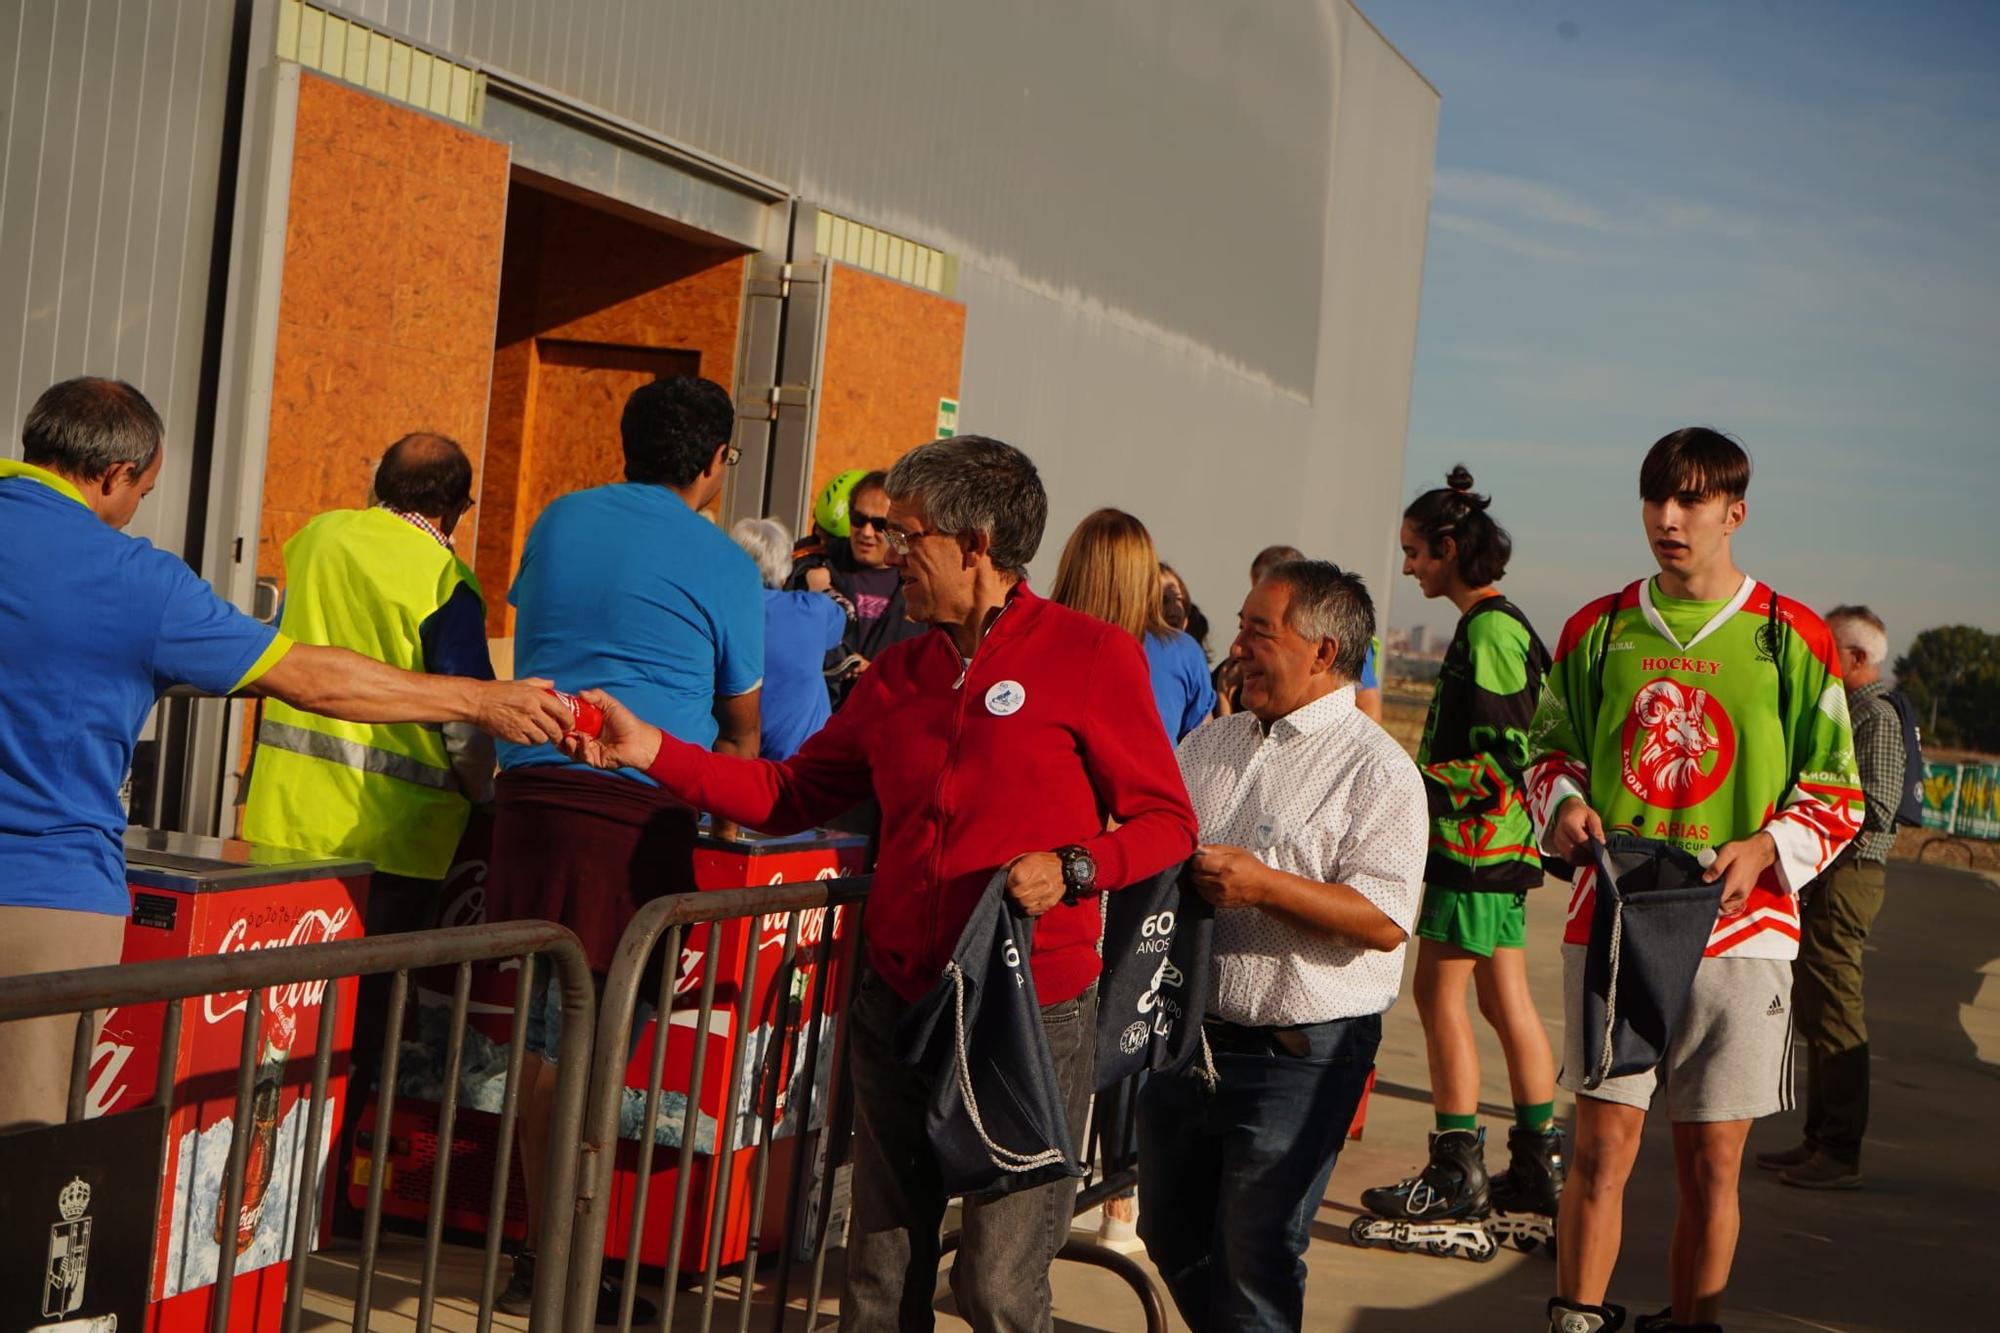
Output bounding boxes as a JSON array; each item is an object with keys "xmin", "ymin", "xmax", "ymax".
[
  {"xmin": 811, "ymin": 262, "xmax": 966, "ymax": 503},
  {"xmin": 260, "ymin": 72, "xmax": 509, "ymax": 580},
  {"xmin": 475, "ymin": 184, "xmax": 747, "ymax": 633},
  {"xmin": 515, "ymin": 345, "xmax": 700, "ymax": 566}
]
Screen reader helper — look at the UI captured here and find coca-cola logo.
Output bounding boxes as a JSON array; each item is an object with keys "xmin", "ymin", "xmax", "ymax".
[
  {"xmin": 759, "ymin": 900, "xmax": 836, "ymax": 953},
  {"xmin": 439, "ymin": 857, "xmax": 488, "ymax": 927},
  {"xmin": 204, "ymin": 905, "xmax": 356, "ymax": 1024},
  {"xmin": 87, "ymin": 1015, "xmax": 138, "ymax": 1118}
]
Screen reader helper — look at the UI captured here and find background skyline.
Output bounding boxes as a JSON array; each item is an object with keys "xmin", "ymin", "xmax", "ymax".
[{"xmin": 1371, "ymin": 1, "xmax": 1998, "ymax": 662}]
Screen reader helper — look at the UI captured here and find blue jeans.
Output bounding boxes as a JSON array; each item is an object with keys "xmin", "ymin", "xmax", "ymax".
[{"xmin": 1137, "ymin": 1014, "xmax": 1381, "ymax": 1332}]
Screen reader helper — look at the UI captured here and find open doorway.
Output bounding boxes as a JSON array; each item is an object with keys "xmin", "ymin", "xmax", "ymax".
[{"xmin": 474, "ymin": 177, "xmax": 750, "ymax": 639}]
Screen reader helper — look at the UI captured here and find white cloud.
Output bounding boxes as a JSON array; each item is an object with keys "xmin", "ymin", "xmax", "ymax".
[
  {"xmin": 1429, "ymin": 211, "xmax": 1596, "ymax": 264},
  {"xmin": 1435, "ymin": 167, "xmax": 1629, "ymax": 234}
]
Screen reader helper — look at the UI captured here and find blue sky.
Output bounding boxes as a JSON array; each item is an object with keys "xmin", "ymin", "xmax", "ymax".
[{"xmin": 1368, "ymin": 1, "xmax": 2000, "ymax": 661}]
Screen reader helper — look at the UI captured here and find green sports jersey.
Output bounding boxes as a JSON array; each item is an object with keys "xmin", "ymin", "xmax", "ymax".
[
  {"xmin": 1418, "ymin": 596, "xmax": 1550, "ymax": 893},
  {"xmin": 1526, "ymin": 575, "xmax": 1863, "ymax": 959}
]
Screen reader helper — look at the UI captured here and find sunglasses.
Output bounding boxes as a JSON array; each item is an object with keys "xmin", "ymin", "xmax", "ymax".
[{"xmin": 851, "ymin": 513, "xmax": 891, "ymax": 533}]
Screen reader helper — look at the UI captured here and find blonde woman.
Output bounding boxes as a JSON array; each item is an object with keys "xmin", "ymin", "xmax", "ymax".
[
  {"xmin": 1051, "ymin": 509, "xmax": 1215, "ymax": 743},
  {"xmin": 1049, "ymin": 507, "xmax": 1212, "ymax": 1252}
]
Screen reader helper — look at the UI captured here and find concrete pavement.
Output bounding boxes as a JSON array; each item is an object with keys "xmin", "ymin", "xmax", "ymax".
[{"xmin": 1041, "ymin": 858, "xmax": 2000, "ymax": 1332}]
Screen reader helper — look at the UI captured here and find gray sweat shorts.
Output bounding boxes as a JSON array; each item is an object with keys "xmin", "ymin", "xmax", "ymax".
[{"xmin": 1560, "ymin": 943, "xmax": 1796, "ymax": 1122}]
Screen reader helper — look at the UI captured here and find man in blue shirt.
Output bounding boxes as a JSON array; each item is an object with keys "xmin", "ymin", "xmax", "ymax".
[
  {"xmin": 0, "ymin": 378, "xmax": 571, "ymax": 1133},
  {"xmin": 485, "ymin": 374, "xmax": 762, "ymax": 1319}
]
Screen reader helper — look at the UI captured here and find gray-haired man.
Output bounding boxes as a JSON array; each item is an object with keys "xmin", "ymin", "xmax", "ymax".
[
  {"xmin": 556, "ymin": 437, "xmax": 1198, "ymax": 1331},
  {"xmin": 1138, "ymin": 561, "xmax": 1427, "ymax": 1330},
  {"xmin": 0, "ymin": 377, "xmax": 568, "ymax": 1133},
  {"xmin": 1757, "ymin": 604, "xmax": 1907, "ymax": 1189}
]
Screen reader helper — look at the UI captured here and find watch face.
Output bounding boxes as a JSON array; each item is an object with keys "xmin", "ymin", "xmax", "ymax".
[{"xmin": 1070, "ymin": 853, "xmax": 1097, "ymax": 887}]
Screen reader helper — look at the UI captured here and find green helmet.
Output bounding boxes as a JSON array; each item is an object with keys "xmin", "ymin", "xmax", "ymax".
[{"xmin": 812, "ymin": 468, "xmax": 871, "ymax": 538}]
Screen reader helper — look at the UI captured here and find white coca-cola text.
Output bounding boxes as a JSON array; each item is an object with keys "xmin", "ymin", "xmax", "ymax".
[{"xmin": 203, "ymin": 905, "xmax": 355, "ymax": 1025}]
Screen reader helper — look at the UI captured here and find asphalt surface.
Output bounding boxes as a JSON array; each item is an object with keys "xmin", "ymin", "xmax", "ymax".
[{"xmin": 1043, "ymin": 858, "xmax": 2000, "ymax": 1332}]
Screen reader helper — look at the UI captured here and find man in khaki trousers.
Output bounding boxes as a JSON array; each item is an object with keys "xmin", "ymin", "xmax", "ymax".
[{"xmin": 1758, "ymin": 604, "xmax": 1906, "ymax": 1189}]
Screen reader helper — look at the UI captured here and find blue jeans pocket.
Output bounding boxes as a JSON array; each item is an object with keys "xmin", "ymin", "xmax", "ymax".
[{"xmin": 1292, "ymin": 1013, "xmax": 1382, "ymax": 1065}]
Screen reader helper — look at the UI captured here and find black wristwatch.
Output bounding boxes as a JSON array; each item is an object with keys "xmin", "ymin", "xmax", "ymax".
[{"xmin": 1057, "ymin": 845, "xmax": 1098, "ymax": 905}]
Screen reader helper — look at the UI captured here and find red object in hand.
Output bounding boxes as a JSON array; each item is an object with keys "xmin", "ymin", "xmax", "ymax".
[{"xmin": 547, "ymin": 688, "xmax": 605, "ymax": 739}]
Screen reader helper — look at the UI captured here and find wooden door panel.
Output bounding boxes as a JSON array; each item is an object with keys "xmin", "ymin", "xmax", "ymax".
[{"xmin": 515, "ymin": 340, "xmax": 702, "ymax": 562}]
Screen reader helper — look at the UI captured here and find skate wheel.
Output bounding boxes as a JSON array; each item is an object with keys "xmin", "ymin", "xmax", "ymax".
[
  {"xmin": 1389, "ymin": 1236, "xmax": 1416, "ymax": 1254},
  {"xmin": 1512, "ymin": 1234, "xmax": 1540, "ymax": 1254},
  {"xmin": 1470, "ymin": 1238, "xmax": 1499, "ymax": 1264},
  {"xmin": 1347, "ymin": 1217, "xmax": 1376, "ymax": 1249}
]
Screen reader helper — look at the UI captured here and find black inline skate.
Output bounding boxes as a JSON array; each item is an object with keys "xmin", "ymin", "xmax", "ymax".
[
  {"xmin": 1487, "ymin": 1122, "xmax": 1567, "ymax": 1256},
  {"xmin": 1349, "ymin": 1127, "xmax": 1498, "ymax": 1262},
  {"xmin": 1548, "ymin": 1297, "xmax": 1626, "ymax": 1332}
]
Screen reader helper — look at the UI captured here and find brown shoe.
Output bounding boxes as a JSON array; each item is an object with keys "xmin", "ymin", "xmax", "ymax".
[
  {"xmin": 1753, "ymin": 1141, "xmax": 1813, "ymax": 1172},
  {"xmin": 1780, "ymin": 1152, "xmax": 1862, "ymax": 1190}
]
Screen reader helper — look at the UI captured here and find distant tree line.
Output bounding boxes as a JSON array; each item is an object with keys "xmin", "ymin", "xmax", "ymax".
[{"xmin": 1896, "ymin": 626, "xmax": 2000, "ymax": 754}]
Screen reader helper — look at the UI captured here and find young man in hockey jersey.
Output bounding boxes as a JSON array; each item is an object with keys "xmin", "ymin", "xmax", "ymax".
[{"xmin": 1528, "ymin": 428, "xmax": 1862, "ymax": 1333}]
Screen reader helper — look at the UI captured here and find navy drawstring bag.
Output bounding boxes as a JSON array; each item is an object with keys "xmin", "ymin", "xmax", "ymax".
[
  {"xmin": 1093, "ymin": 862, "xmax": 1215, "ymax": 1091},
  {"xmin": 894, "ymin": 869, "xmax": 1085, "ymax": 1198},
  {"xmin": 1579, "ymin": 834, "xmax": 1724, "ymax": 1088}
]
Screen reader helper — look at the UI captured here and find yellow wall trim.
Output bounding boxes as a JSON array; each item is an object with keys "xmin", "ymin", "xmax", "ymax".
[{"xmin": 277, "ymin": 1, "xmax": 484, "ymax": 126}]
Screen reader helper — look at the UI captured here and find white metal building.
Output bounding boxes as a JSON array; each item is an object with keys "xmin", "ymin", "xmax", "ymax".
[{"xmin": 0, "ymin": 0, "xmax": 1438, "ymax": 832}]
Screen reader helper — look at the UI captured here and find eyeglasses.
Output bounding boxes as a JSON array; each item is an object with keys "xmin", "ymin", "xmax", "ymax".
[
  {"xmin": 851, "ymin": 513, "xmax": 890, "ymax": 534},
  {"xmin": 883, "ymin": 525, "xmax": 950, "ymax": 556}
]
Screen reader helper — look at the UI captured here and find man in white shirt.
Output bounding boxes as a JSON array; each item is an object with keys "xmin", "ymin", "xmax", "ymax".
[{"xmin": 1137, "ymin": 559, "xmax": 1429, "ymax": 1331}]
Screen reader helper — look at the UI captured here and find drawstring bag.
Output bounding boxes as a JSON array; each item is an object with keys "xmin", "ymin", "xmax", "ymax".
[
  {"xmin": 894, "ymin": 869, "xmax": 1085, "ymax": 1198},
  {"xmin": 1580, "ymin": 835, "xmax": 1723, "ymax": 1088},
  {"xmin": 1093, "ymin": 862, "xmax": 1215, "ymax": 1091}
]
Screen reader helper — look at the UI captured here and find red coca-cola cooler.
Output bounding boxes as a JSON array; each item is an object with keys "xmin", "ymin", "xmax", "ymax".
[
  {"xmin": 602, "ymin": 822, "xmax": 866, "ymax": 1271},
  {"xmin": 353, "ymin": 815, "xmax": 864, "ymax": 1272},
  {"xmin": 108, "ymin": 827, "xmax": 368, "ymax": 1333}
]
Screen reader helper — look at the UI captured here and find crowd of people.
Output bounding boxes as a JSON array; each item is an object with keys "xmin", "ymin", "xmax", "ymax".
[{"xmin": 0, "ymin": 372, "xmax": 1913, "ymax": 1333}]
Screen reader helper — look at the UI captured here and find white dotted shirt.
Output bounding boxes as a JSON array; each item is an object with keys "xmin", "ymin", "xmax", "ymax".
[{"xmin": 1177, "ymin": 684, "xmax": 1429, "ymax": 1026}]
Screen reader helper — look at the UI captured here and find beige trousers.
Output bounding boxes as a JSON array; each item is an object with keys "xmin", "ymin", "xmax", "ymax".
[{"xmin": 0, "ymin": 906, "xmax": 125, "ymax": 1132}]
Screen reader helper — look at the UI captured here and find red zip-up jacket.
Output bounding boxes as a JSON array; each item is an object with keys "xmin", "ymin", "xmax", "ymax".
[{"xmin": 644, "ymin": 582, "xmax": 1198, "ymax": 1004}]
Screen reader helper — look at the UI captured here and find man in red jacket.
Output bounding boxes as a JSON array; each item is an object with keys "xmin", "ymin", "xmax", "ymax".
[{"xmin": 565, "ymin": 436, "xmax": 1197, "ymax": 1332}]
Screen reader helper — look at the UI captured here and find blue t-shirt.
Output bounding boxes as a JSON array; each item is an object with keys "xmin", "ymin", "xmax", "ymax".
[
  {"xmin": 758, "ymin": 588, "xmax": 847, "ymax": 761},
  {"xmin": 499, "ymin": 483, "xmax": 764, "ymax": 780},
  {"xmin": 0, "ymin": 465, "xmax": 284, "ymax": 915},
  {"xmin": 1360, "ymin": 641, "xmax": 1379, "ymax": 691},
  {"xmin": 1144, "ymin": 629, "xmax": 1217, "ymax": 742}
]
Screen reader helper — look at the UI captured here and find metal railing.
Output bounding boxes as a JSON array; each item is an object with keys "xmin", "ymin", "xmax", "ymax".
[
  {"xmin": 0, "ymin": 921, "xmax": 597, "ymax": 1333},
  {"xmin": 568, "ymin": 877, "xmax": 1167, "ymax": 1333}
]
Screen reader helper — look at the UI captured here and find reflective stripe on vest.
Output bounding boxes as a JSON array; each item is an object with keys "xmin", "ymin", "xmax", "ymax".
[{"xmin": 255, "ymin": 719, "xmax": 456, "ymax": 792}]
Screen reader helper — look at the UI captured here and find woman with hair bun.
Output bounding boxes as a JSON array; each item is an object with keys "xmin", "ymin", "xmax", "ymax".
[{"xmin": 1351, "ymin": 466, "xmax": 1567, "ymax": 1260}]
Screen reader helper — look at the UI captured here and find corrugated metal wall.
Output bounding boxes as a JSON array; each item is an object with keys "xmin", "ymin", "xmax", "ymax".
[
  {"xmin": 447, "ymin": 0, "xmax": 1333, "ymax": 398},
  {"xmin": 436, "ymin": 0, "xmax": 1437, "ymax": 629},
  {"xmin": 318, "ymin": 0, "xmax": 456, "ymax": 47},
  {"xmin": 0, "ymin": 0, "xmax": 1437, "ymax": 644},
  {"xmin": 0, "ymin": 0, "xmax": 240, "ymax": 559}
]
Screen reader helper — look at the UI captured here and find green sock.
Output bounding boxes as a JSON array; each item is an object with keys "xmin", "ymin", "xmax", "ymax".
[
  {"xmin": 1435, "ymin": 1111, "xmax": 1478, "ymax": 1133},
  {"xmin": 1515, "ymin": 1100, "xmax": 1555, "ymax": 1132}
]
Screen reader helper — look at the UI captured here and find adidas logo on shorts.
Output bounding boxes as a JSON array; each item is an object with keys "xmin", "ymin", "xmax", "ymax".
[{"xmin": 1766, "ymin": 994, "xmax": 1786, "ymax": 1017}]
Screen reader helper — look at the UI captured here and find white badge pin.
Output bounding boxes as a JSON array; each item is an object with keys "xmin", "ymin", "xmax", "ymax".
[
  {"xmin": 1253, "ymin": 816, "xmax": 1279, "ymax": 850},
  {"xmin": 984, "ymin": 680, "xmax": 1026, "ymax": 716}
]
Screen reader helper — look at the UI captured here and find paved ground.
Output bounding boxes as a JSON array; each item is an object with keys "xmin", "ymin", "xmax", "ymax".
[
  {"xmin": 1041, "ymin": 858, "xmax": 2000, "ymax": 1333},
  {"xmin": 313, "ymin": 859, "xmax": 1998, "ymax": 1331}
]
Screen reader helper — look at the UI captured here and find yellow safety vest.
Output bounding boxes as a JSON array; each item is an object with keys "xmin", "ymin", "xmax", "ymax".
[{"xmin": 243, "ymin": 508, "xmax": 483, "ymax": 878}]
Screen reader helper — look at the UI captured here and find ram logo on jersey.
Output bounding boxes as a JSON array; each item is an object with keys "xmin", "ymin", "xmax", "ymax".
[{"xmin": 1620, "ymin": 677, "xmax": 1737, "ymax": 808}]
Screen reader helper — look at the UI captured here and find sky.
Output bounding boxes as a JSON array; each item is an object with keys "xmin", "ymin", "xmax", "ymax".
[{"xmin": 1365, "ymin": 0, "xmax": 2000, "ymax": 662}]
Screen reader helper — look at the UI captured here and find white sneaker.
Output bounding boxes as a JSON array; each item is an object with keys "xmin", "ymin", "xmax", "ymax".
[{"xmin": 1096, "ymin": 1210, "xmax": 1144, "ymax": 1254}]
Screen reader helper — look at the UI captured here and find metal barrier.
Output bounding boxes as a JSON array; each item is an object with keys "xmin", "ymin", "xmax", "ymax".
[
  {"xmin": 568, "ymin": 878, "xmax": 1167, "ymax": 1333},
  {"xmin": 0, "ymin": 921, "xmax": 597, "ymax": 1333}
]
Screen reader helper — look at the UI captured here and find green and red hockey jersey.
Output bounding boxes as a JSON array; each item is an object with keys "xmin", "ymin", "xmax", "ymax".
[
  {"xmin": 1525, "ymin": 575, "xmax": 1862, "ymax": 960},
  {"xmin": 1419, "ymin": 596, "xmax": 1551, "ymax": 893}
]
